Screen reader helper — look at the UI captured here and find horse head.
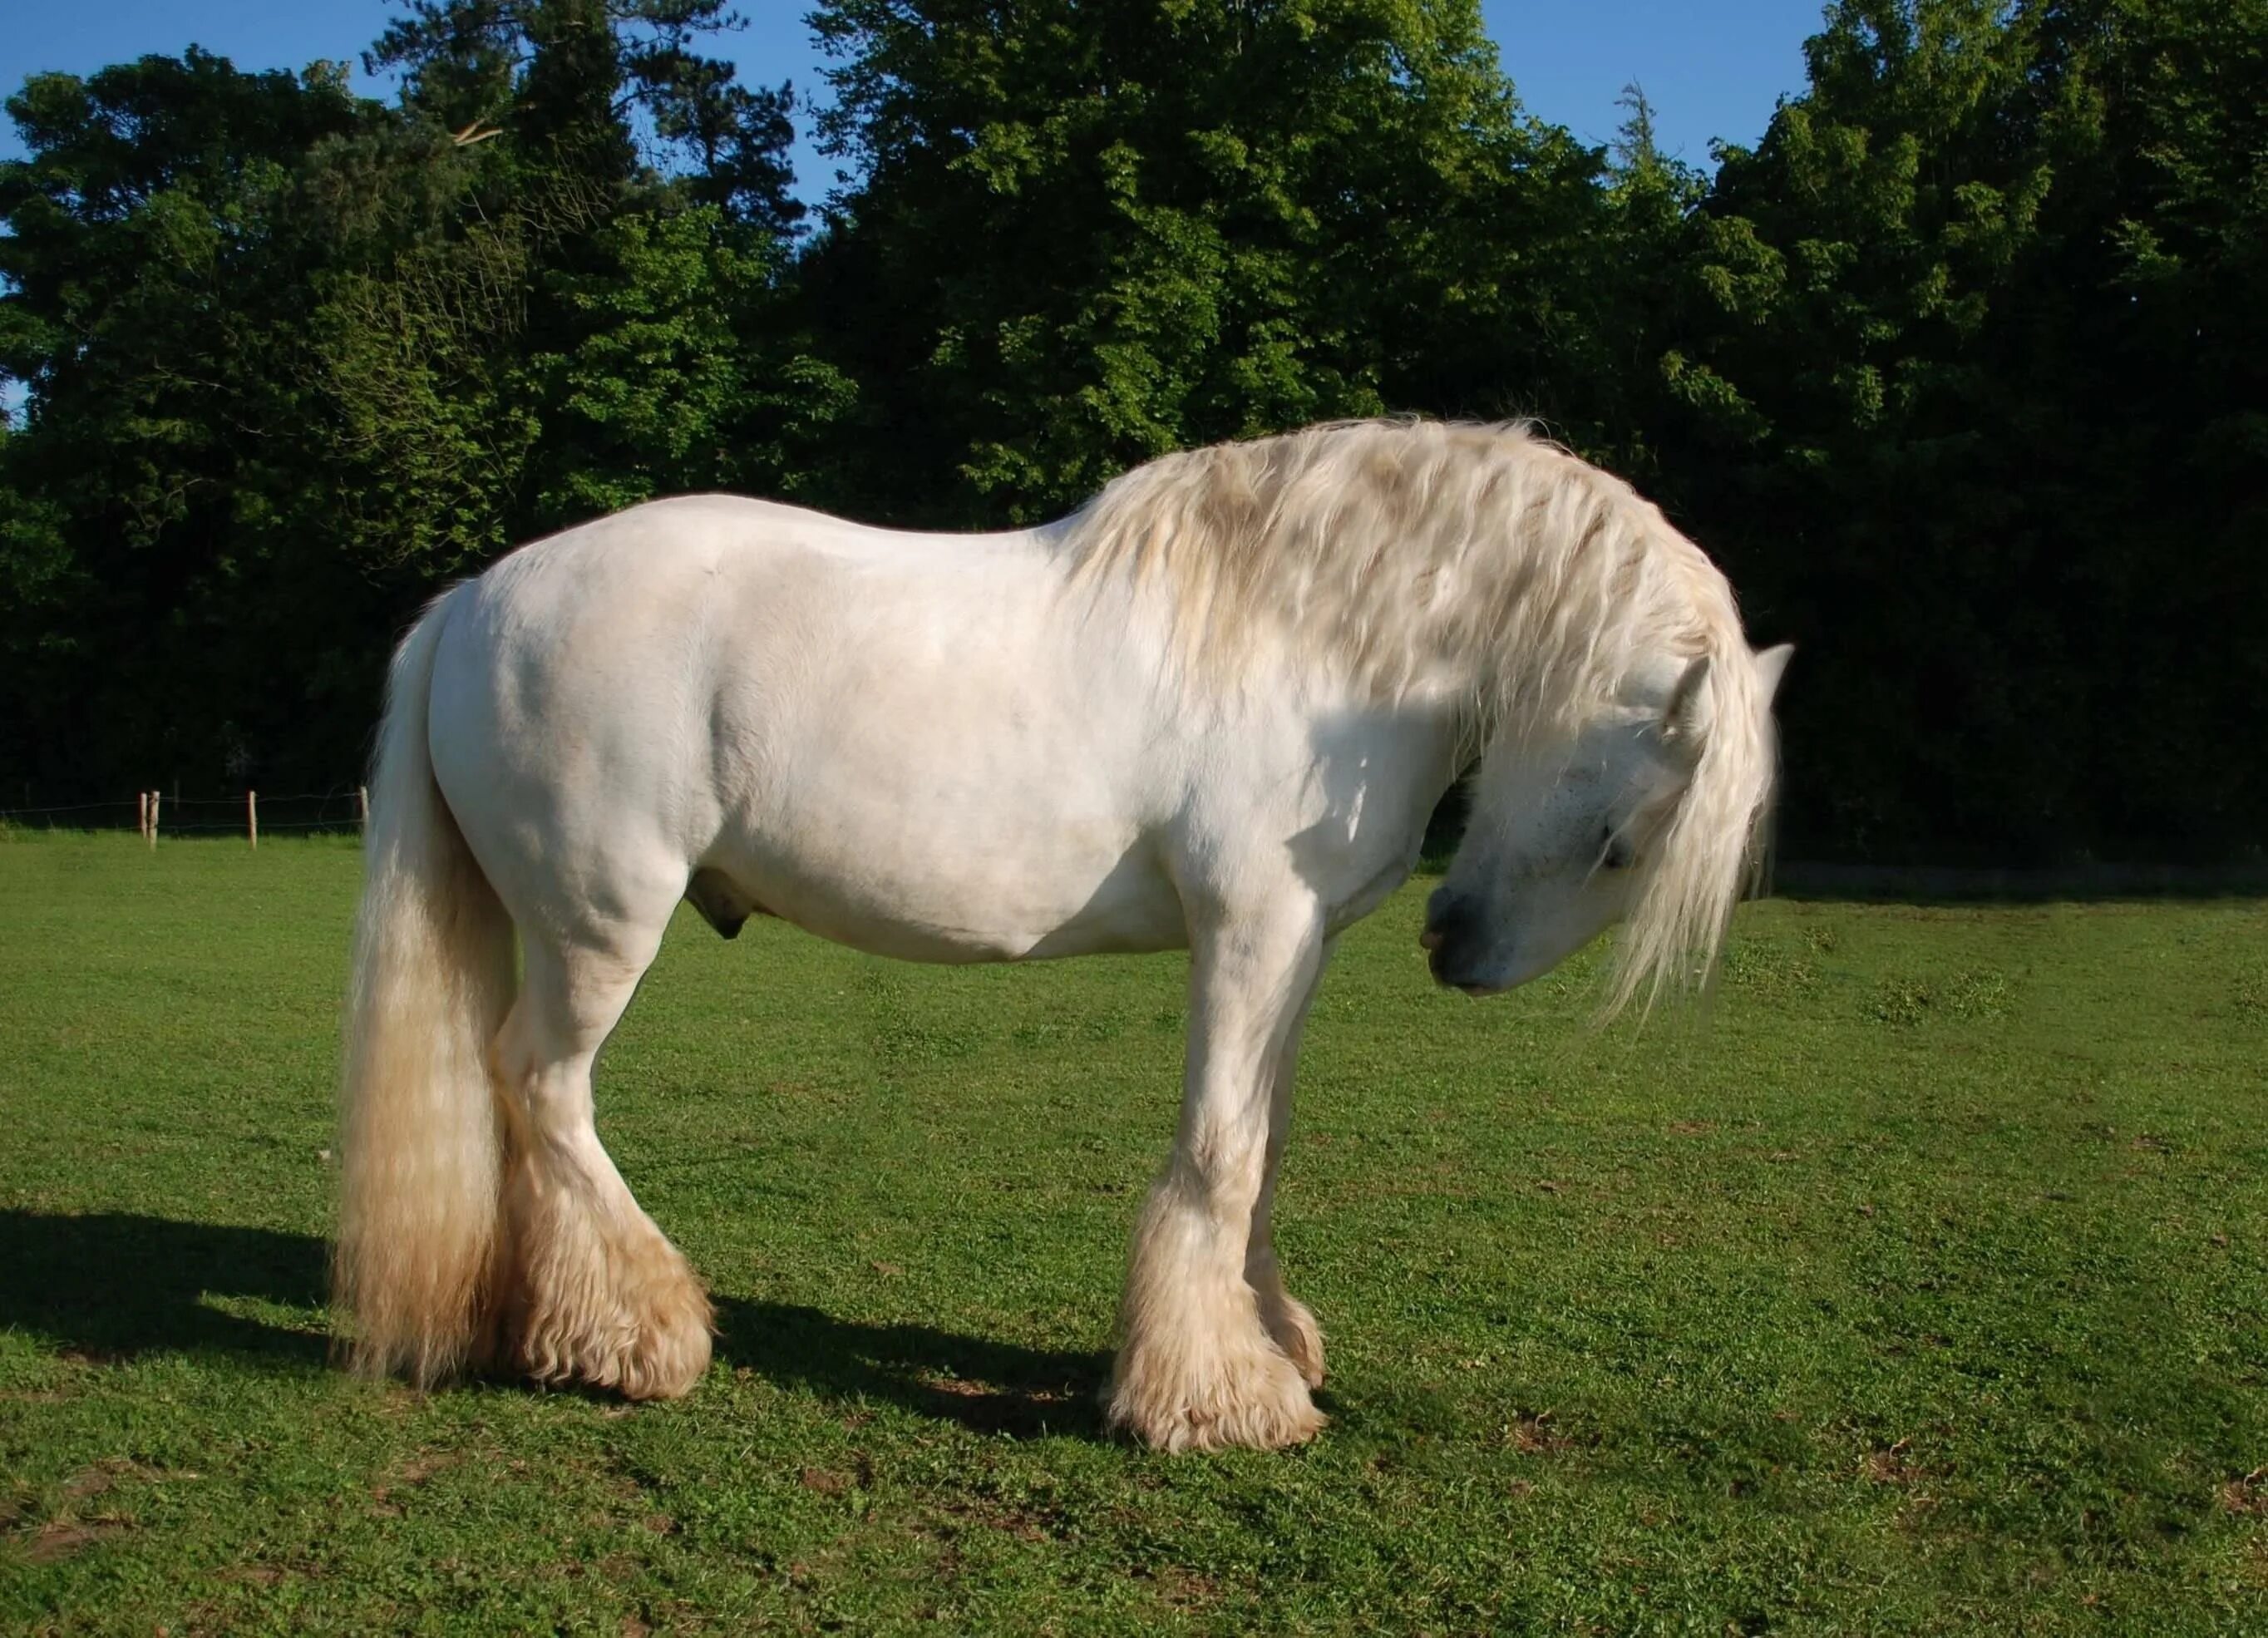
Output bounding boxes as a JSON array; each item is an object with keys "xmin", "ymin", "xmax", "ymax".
[{"xmin": 1425, "ymin": 642, "xmax": 1792, "ymax": 1007}]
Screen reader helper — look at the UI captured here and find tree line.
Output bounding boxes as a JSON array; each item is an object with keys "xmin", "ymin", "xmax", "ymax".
[{"xmin": 2, "ymin": 0, "xmax": 2260, "ymax": 861}]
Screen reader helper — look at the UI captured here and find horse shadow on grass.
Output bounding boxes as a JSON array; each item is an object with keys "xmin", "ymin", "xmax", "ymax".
[
  {"xmin": 0, "ymin": 1210, "xmax": 1110, "ymax": 1438},
  {"xmin": 712, "ymin": 1295, "xmax": 1111, "ymax": 1441},
  {"xmin": 0, "ymin": 1208, "xmax": 331, "ymax": 1370}
]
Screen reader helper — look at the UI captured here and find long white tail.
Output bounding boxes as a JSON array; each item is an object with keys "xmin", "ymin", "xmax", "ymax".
[{"xmin": 334, "ymin": 585, "xmax": 516, "ymax": 1384}]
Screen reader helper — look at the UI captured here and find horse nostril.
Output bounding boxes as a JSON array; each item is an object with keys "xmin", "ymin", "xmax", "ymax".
[{"xmin": 1423, "ymin": 889, "xmax": 1482, "ymax": 951}]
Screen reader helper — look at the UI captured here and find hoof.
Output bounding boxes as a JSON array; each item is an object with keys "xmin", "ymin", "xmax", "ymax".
[
  {"xmin": 609, "ymin": 1278, "xmax": 714, "ymax": 1401},
  {"xmin": 1104, "ymin": 1335, "xmax": 1325, "ymax": 1453},
  {"xmin": 511, "ymin": 1230, "xmax": 714, "ymax": 1400}
]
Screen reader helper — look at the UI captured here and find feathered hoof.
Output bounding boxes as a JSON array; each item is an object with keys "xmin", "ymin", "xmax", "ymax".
[
  {"xmin": 605, "ymin": 1277, "xmax": 713, "ymax": 1402},
  {"xmin": 1104, "ymin": 1335, "xmax": 1326, "ymax": 1452},
  {"xmin": 513, "ymin": 1234, "xmax": 715, "ymax": 1401},
  {"xmin": 1260, "ymin": 1290, "xmax": 1327, "ymax": 1390}
]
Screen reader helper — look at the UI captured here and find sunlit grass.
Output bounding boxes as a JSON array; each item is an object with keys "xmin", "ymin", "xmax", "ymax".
[{"xmin": 3, "ymin": 834, "xmax": 2266, "ymax": 1632}]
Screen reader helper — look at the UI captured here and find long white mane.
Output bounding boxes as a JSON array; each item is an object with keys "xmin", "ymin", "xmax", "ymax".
[{"xmin": 1061, "ymin": 417, "xmax": 1778, "ymax": 1008}]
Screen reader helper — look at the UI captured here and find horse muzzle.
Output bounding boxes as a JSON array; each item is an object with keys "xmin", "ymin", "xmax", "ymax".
[{"xmin": 1421, "ymin": 888, "xmax": 1507, "ymax": 994}]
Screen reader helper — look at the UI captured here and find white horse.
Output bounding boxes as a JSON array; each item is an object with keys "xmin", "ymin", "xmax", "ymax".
[{"xmin": 336, "ymin": 418, "xmax": 1790, "ymax": 1452}]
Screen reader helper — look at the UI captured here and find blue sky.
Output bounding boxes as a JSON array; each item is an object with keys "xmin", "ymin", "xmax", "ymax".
[{"xmin": 2, "ymin": 2, "xmax": 1828, "ymax": 190}]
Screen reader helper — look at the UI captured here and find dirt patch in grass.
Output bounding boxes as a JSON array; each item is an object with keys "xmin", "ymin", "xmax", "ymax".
[
  {"xmin": 17, "ymin": 1518, "xmax": 131, "ymax": 1564},
  {"xmin": 1861, "ymin": 1439, "xmax": 1921, "ymax": 1486},
  {"xmin": 1505, "ymin": 1410, "xmax": 1575, "ymax": 1457},
  {"xmin": 2218, "ymin": 1469, "xmax": 2268, "ymax": 1518},
  {"xmin": 914, "ymin": 1370, "xmax": 1092, "ymax": 1438},
  {"xmin": 5, "ymin": 1458, "xmax": 198, "ymax": 1565}
]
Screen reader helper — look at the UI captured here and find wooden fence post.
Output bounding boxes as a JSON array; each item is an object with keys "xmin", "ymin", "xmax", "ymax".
[
  {"xmin": 357, "ymin": 785, "xmax": 369, "ymax": 831},
  {"xmin": 248, "ymin": 790, "xmax": 258, "ymax": 851},
  {"xmin": 137, "ymin": 790, "xmax": 150, "ymax": 842},
  {"xmin": 149, "ymin": 791, "xmax": 160, "ymax": 845}
]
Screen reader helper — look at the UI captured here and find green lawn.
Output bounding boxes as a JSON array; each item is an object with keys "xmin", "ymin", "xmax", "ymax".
[{"xmin": 2, "ymin": 833, "xmax": 2266, "ymax": 1634}]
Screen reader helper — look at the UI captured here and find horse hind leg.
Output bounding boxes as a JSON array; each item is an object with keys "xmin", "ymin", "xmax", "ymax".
[{"xmin": 489, "ymin": 928, "xmax": 712, "ymax": 1400}]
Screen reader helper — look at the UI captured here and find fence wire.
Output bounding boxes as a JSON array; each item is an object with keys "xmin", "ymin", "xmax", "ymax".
[{"xmin": 1, "ymin": 789, "xmax": 367, "ymax": 834}]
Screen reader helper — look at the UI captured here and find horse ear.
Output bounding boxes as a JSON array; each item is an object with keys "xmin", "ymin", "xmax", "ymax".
[
  {"xmin": 1753, "ymin": 643, "xmax": 1794, "ymax": 704},
  {"xmin": 1661, "ymin": 654, "xmax": 1712, "ymax": 763}
]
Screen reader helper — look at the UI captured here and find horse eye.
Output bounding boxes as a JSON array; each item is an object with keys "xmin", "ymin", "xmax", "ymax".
[{"xmin": 1600, "ymin": 826, "xmax": 1634, "ymax": 871}]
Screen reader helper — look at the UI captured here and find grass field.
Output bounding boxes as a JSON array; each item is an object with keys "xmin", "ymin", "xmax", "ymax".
[{"xmin": 2, "ymin": 833, "xmax": 2266, "ymax": 1634}]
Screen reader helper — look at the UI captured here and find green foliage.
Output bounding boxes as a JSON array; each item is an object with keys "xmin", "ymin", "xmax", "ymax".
[
  {"xmin": 0, "ymin": 0, "xmax": 2260, "ymax": 861},
  {"xmin": 0, "ymin": 7, "xmax": 816, "ymax": 797},
  {"xmin": 1625, "ymin": 0, "xmax": 2268, "ymax": 859},
  {"xmin": 800, "ymin": 0, "xmax": 1601, "ymax": 522},
  {"xmin": 0, "ymin": 50, "xmax": 380, "ymax": 791},
  {"xmin": 520, "ymin": 205, "xmax": 851, "ymax": 522},
  {"xmin": 369, "ymin": 0, "xmax": 804, "ymax": 233}
]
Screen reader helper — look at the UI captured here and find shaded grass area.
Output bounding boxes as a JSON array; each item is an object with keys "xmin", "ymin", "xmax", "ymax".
[{"xmin": 2, "ymin": 833, "xmax": 2266, "ymax": 1633}]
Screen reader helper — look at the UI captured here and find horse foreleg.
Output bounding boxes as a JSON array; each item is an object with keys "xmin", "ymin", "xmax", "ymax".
[
  {"xmin": 1245, "ymin": 938, "xmax": 1333, "ymax": 1390},
  {"xmin": 489, "ymin": 932, "xmax": 712, "ymax": 1400},
  {"xmin": 1107, "ymin": 901, "xmax": 1327, "ymax": 1451}
]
